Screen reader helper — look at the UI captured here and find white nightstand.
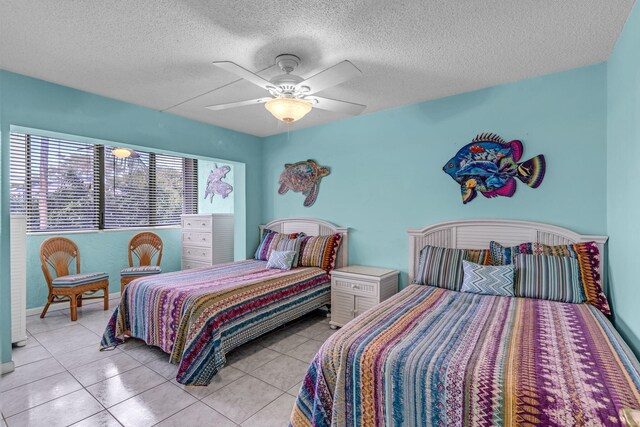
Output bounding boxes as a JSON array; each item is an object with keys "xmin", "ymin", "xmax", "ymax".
[{"xmin": 330, "ymin": 265, "xmax": 399, "ymax": 329}]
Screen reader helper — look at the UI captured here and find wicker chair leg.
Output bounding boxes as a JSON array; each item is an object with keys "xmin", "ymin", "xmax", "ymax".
[
  {"xmin": 40, "ymin": 297, "xmax": 53, "ymax": 319},
  {"xmin": 77, "ymin": 294, "xmax": 83, "ymax": 307},
  {"xmin": 70, "ymin": 296, "xmax": 78, "ymax": 321},
  {"xmin": 104, "ymin": 287, "xmax": 109, "ymax": 311}
]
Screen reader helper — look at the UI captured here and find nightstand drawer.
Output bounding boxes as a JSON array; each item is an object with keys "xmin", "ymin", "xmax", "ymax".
[
  {"xmin": 182, "ymin": 245, "xmax": 212, "ymax": 262},
  {"xmin": 332, "ymin": 277, "xmax": 377, "ymax": 296},
  {"xmin": 182, "ymin": 231, "xmax": 212, "ymax": 247}
]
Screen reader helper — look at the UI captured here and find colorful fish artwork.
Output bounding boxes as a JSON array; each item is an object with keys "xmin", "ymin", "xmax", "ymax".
[
  {"xmin": 204, "ymin": 164, "xmax": 233, "ymax": 202},
  {"xmin": 443, "ymin": 133, "xmax": 545, "ymax": 204}
]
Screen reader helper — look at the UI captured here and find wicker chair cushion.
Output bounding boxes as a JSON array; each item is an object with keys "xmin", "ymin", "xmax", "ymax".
[
  {"xmin": 121, "ymin": 266, "xmax": 162, "ymax": 276},
  {"xmin": 52, "ymin": 272, "xmax": 108, "ymax": 287}
]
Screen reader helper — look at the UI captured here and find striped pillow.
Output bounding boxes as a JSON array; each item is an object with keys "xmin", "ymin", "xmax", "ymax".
[
  {"xmin": 515, "ymin": 254, "xmax": 586, "ymax": 304},
  {"xmin": 490, "ymin": 241, "xmax": 547, "ymax": 266},
  {"xmin": 461, "ymin": 261, "xmax": 515, "ymax": 297},
  {"xmin": 274, "ymin": 236, "xmax": 303, "ymax": 266},
  {"xmin": 413, "ymin": 246, "xmax": 492, "ymax": 291},
  {"xmin": 298, "ymin": 234, "xmax": 342, "ymax": 271},
  {"xmin": 491, "ymin": 240, "xmax": 609, "ymax": 315},
  {"xmin": 254, "ymin": 230, "xmax": 301, "ymax": 261}
]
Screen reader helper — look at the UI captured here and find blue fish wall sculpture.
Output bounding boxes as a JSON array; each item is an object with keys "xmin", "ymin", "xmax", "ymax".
[{"xmin": 443, "ymin": 133, "xmax": 545, "ymax": 204}]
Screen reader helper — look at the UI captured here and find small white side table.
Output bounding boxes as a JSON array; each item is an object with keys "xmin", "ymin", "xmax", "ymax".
[{"xmin": 330, "ymin": 265, "xmax": 399, "ymax": 329}]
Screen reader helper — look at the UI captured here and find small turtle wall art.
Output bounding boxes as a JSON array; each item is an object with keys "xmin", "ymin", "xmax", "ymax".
[
  {"xmin": 443, "ymin": 133, "xmax": 546, "ymax": 204},
  {"xmin": 278, "ymin": 159, "xmax": 330, "ymax": 207},
  {"xmin": 204, "ymin": 163, "xmax": 233, "ymax": 202}
]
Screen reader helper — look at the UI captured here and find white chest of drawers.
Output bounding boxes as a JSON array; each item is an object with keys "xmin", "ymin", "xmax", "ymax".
[
  {"xmin": 330, "ymin": 265, "xmax": 399, "ymax": 329},
  {"xmin": 181, "ymin": 214, "xmax": 234, "ymax": 269}
]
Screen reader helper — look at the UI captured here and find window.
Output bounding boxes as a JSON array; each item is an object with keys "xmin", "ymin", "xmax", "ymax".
[
  {"xmin": 10, "ymin": 132, "xmax": 198, "ymax": 232},
  {"xmin": 10, "ymin": 133, "xmax": 100, "ymax": 231},
  {"xmin": 103, "ymin": 147, "xmax": 151, "ymax": 228}
]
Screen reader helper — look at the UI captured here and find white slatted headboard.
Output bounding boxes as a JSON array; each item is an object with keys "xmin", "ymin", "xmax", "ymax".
[
  {"xmin": 407, "ymin": 219, "xmax": 607, "ymax": 283},
  {"xmin": 259, "ymin": 218, "xmax": 349, "ymax": 269}
]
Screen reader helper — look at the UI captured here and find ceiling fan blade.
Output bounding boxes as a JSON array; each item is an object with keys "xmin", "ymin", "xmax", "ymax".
[
  {"xmin": 297, "ymin": 61, "xmax": 362, "ymax": 95},
  {"xmin": 206, "ymin": 97, "xmax": 271, "ymax": 111},
  {"xmin": 212, "ymin": 61, "xmax": 275, "ymax": 91},
  {"xmin": 309, "ymin": 96, "xmax": 366, "ymax": 115}
]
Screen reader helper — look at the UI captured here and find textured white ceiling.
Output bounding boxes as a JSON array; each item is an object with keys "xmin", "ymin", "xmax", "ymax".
[{"xmin": 0, "ymin": 0, "xmax": 634, "ymax": 137}]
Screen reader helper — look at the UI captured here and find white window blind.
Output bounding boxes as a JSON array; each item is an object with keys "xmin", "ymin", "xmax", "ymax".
[
  {"xmin": 154, "ymin": 153, "xmax": 193, "ymax": 225},
  {"xmin": 10, "ymin": 133, "xmax": 100, "ymax": 232},
  {"xmin": 10, "ymin": 132, "xmax": 198, "ymax": 232},
  {"xmin": 103, "ymin": 147, "xmax": 151, "ymax": 228}
]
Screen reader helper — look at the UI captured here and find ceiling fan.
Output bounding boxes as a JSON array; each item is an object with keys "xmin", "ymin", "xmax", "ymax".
[{"xmin": 206, "ymin": 54, "xmax": 366, "ymax": 124}]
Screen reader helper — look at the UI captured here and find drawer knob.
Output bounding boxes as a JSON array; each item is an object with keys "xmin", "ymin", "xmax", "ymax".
[
  {"xmin": 187, "ymin": 237, "xmax": 191, "ymax": 240},
  {"xmin": 187, "ymin": 251, "xmax": 191, "ymax": 254},
  {"xmin": 352, "ymin": 284, "xmax": 360, "ymax": 289},
  {"xmin": 187, "ymin": 222, "xmax": 191, "ymax": 226},
  {"xmin": 201, "ymin": 222, "xmax": 206, "ymax": 226},
  {"xmin": 202, "ymin": 252, "xmax": 206, "ymax": 256},
  {"xmin": 202, "ymin": 238, "xmax": 206, "ymax": 241}
]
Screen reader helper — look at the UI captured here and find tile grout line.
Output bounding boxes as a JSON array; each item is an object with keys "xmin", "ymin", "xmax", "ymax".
[
  {"xmin": 3, "ymin": 387, "xmax": 107, "ymax": 425},
  {"xmin": 6, "ymin": 309, "xmax": 330, "ymax": 426},
  {"xmin": 148, "ymin": 400, "xmax": 238, "ymax": 427}
]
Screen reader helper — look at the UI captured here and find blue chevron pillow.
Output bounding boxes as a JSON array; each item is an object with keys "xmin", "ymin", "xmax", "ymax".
[
  {"xmin": 461, "ymin": 261, "xmax": 515, "ymax": 297},
  {"xmin": 266, "ymin": 250, "xmax": 297, "ymax": 270}
]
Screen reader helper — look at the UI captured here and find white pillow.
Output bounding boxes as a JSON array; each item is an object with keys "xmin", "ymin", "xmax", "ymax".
[{"xmin": 266, "ymin": 250, "xmax": 297, "ymax": 270}]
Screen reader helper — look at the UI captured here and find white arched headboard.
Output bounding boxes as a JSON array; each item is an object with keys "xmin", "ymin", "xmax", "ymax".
[
  {"xmin": 259, "ymin": 218, "xmax": 349, "ymax": 269},
  {"xmin": 407, "ymin": 219, "xmax": 607, "ymax": 283}
]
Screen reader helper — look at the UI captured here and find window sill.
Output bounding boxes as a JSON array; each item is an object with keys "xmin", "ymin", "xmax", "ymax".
[{"xmin": 26, "ymin": 225, "xmax": 181, "ymax": 236}]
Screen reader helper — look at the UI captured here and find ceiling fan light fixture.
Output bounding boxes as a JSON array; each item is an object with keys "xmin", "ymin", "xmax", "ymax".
[
  {"xmin": 112, "ymin": 147, "xmax": 133, "ymax": 158},
  {"xmin": 264, "ymin": 97, "xmax": 312, "ymax": 124}
]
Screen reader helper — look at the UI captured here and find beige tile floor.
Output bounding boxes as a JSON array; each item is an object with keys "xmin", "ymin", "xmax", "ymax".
[{"xmin": 0, "ymin": 297, "xmax": 334, "ymax": 427}]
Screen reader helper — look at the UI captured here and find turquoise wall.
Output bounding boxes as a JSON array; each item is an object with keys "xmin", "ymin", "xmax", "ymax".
[
  {"xmin": 0, "ymin": 70, "xmax": 263, "ymax": 363},
  {"xmin": 263, "ymin": 64, "xmax": 608, "ymax": 286},
  {"xmin": 607, "ymin": 1, "xmax": 640, "ymax": 355}
]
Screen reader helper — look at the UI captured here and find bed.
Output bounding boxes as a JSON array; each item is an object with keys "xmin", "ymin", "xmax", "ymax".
[
  {"xmin": 291, "ymin": 220, "xmax": 640, "ymax": 426},
  {"xmin": 101, "ymin": 218, "xmax": 348, "ymax": 386}
]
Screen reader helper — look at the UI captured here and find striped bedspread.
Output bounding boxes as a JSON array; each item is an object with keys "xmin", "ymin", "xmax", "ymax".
[
  {"xmin": 291, "ymin": 285, "xmax": 640, "ymax": 426},
  {"xmin": 101, "ymin": 260, "xmax": 330, "ymax": 386}
]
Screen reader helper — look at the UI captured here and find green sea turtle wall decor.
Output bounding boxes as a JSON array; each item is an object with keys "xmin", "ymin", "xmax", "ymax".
[{"xmin": 278, "ymin": 159, "xmax": 330, "ymax": 207}]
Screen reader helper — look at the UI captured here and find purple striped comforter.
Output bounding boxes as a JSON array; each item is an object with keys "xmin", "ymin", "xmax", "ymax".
[
  {"xmin": 101, "ymin": 260, "xmax": 330, "ymax": 385},
  {"xmin": 291, "ymin": 285, "xmax": 640, "ymax": 426}
]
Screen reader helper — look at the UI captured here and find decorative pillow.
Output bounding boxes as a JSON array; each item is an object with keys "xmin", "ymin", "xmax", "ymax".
[
  {"xmin": 266, "ymin": 250, "xmax": 297, "ymax": 270},
  {"xmin": 274, "ymin": 236, "xmax": 303, "ymax": 266},
  {"xmin": 461, "ymin": 261, "xmax": 515, "ymax": 297},
  {"xmin": 297, "ymin": 233, "xmax": 342, "ymax": 271},
  {"xmin": 490, "ymin": 241, "xmax": 547, "ymax": 266},
  {"xmin": 490, "ymin": 240, "xmax": 609, "ymax": 315},
  {"xmin": 515, "ymin": 254, "xmax": 586, "ymax": 304},
  {"xmin": 412, "ymin": 246, "xmax": 492, "ymax": 291},
  {"xmin": 254, "ymin": 230, "xmax": 301, "ymax": 261}
]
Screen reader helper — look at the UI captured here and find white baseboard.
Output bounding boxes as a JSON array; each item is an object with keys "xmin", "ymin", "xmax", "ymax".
[
  {"xmin": 25, "ymin": 292, "xmax": 121, "ymax": 317},
  {"xmin": 1, "ymin": 360, "xmax": 15, "ymax": 374}
]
